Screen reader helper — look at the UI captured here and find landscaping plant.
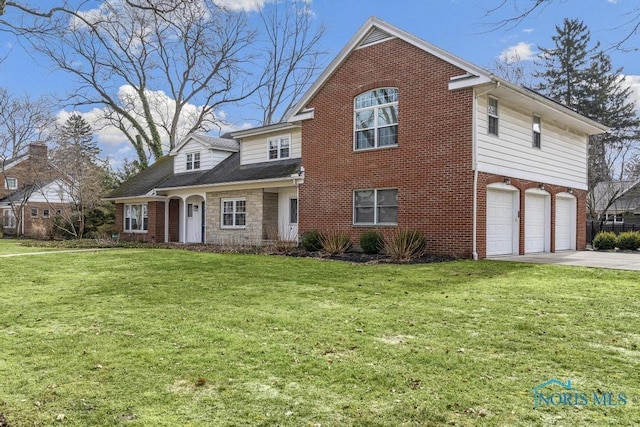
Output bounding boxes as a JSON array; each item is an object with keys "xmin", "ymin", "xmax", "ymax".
[
  {"xmin": 592, "ymin": 231, "xmax": 617, "ymax": 250},
  {"xmin": 319, "ymin": 230, "xmax": 352, "ymax": 255},
  {"xmin": 359, "ymin": 231, "xmax": 384, "ymax": 254},
  {"xmin": 383, "ymin": 229, "xmax": 427, "ymax": 262}
]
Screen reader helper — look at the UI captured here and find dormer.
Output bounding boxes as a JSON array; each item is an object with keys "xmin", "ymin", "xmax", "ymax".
[
  {"xmin": 231, "ymin": 122, "xmax": 301, "ymax": 166},
  {"xmin": 170, "ymin": 134, "xmax": 239, "ymax": 174}
]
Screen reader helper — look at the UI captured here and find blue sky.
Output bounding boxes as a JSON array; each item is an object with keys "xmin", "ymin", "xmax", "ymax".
[{"xmin": 1, "ymin": 0, "xmax": 638, "ymax": 166}]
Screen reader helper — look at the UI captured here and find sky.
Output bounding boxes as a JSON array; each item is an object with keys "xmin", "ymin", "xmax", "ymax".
[{"xmin": 1, "ymin": 0, "xmax": 639, "ymax": 168}]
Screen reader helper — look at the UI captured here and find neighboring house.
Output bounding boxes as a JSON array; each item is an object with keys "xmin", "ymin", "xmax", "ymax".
[
  {"xmin": 591, "ymin": 180, "xmax": 640, "ymax": 224},
  {"xmin": 107, "ymin": 18, "xmax": 607, "ymax": 258},
  {"xmin": 105, "ymin": 133, "xmax": 303, "ymax": 244},
  {"xmin": 0, "ymin": 143, "xmax": 73, "ymax": 237}
]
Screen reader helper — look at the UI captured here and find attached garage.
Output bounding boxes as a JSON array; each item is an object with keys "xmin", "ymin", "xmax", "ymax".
[
  {"xmin": 486, "ymin": 185, "xmax": 519, "ymax": 256},
  {"xmin": 555, "ymin": 193, "xmax": 577, "ymax": 251},
  {"xmin": 524, "ymin": 189, "xmax": 550, "ymax": 253}
]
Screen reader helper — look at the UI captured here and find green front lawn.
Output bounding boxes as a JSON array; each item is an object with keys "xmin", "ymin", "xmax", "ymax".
[
  {"xmin": 0, "ymin": 249, "xmax": 638, "ymax": 426},
  {"xmin": 0, "ymin": 239, "xmax": 59, "ymax": 255}
]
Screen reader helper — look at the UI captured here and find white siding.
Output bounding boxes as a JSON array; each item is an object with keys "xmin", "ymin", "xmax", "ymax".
[
  {"xmin": 476, "ymin": 95, "xmax": 588, "ymax": 190},
  {"xmin": 174, "ymin": 139, "xmax": 233, "ymax": 174},
  {"xmin": 240, "ymin": 128, "xmax": 302, "ymax": 165},
  {"xmin": 29, "ymin": 180, "xmax": 73, "ymax": 203}
]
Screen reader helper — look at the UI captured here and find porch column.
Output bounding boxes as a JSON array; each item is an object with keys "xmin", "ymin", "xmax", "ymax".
[
  {"xmin": 180, "ymin": 197, "xmax": 187, "ymax": 243},
  {"xmin": 164, "ymin": 199, "xmax": 169, "ymax": 243}
]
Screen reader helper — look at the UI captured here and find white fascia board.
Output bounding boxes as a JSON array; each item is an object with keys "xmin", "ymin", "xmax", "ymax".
[
  {"xmin": 287, "ymin": 108, "xmax": 314, "ymax": 122},
  {"xmin": 478, "ymin": 163, "xmax": 588, "ymax": 191},
  {"xmin": 157, "ymin": 176, "xmax": 300, "ymax": 193},
  {"xmin": 230, "ymin": 122, "xmax": 299, "ymax": 139},
  {"xmin": 102, "ymin": 195, "xmax": 167, "ymax": 203}
]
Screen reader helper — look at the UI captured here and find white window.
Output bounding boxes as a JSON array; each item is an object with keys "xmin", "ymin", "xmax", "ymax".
[
  {"xmin": 186, "ymin": 152, "xmax": 201, "ymax": 171},
  {"xmin": 355, "ymin": 88, "xmax": 398, "ymax": 150},
  {"xmin": 354, "ymin": 189, "xmax": 398, "ymax": 225},
  {"xmin": 221, "ymin": 199, "xmax": 246, "ymax": 228},
  {"xmin": 488, "ymin": 97, "xmax": 499, "ymax": 136},
  {"xmin": 3, "ymin": 209, "xmax": 15, "ymax": 228},
  {"xmin": 268, "ymin": 137, "xmax": 290, "ymax": 160},
  {"xmin": 30, "ymin": 208, "xmax": 38, "ymax": 218},
  {"xmin": 4, "ymin": 177, "xmax": 17, "ymax": 190},
  {"xmin": 124, "ymin": 203, "xmax": 148, "ymax": 232},
  {"xmin": 43, "ymin": 209, "xmax": 50, "ymax": 219},
  {"xmin": 533, "ymin": 115, "xmax": 541, "ymax": 148}
]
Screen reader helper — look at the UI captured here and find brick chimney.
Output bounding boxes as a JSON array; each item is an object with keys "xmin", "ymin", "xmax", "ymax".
[{"xmin": 28, "ymin": 143, "xmax": 48, "ymax": 159}]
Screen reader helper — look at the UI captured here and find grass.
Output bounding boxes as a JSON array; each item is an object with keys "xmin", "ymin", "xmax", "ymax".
[
  {"xmin": 0, "ymin": 239, "xmax": 60, "ymax": 255},
  {"xmin": 0, "ymin": 248, "xmax": 639, "ymax": 426}
]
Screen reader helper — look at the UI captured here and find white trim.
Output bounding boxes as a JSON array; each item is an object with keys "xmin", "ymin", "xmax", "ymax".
[
  {"xmin": 353, "ymin": 188, "xmax": 398, "ymax": 226},
  {"xmin": 267, "ymin": 134, "xmax": 292, "ymax": 161},
  {"xmin": 231, "ymin": 122, "xmax": 299, "ymax": 139},
  {"xmin": 353, "ymin": 87, "xmax": 399, "ymax": 151},
  {"xmin": 185, "ymin": 151, "xmax": 201, "ymax": 171},
  {"xmin": 220, "ymin": 197, "xmax": 247, "ymax": 229},
  {"xmin": 478, "ymin": 164, "xmax": 588, "ymax": 191},
  {"xmin": 287, "ymin": 109, "xmax": 314, "ymax": 122}
]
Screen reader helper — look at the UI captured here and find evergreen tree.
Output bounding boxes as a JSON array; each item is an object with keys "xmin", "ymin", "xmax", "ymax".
[
  {"xmin": 534, "ymin": 19, "xmax": 596, "ymax": 109},
  {"xmin": 53, "ymin": 113, "xmax": 107, "ymax": 238}
]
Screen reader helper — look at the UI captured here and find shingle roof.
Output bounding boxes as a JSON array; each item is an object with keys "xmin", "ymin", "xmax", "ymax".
[
  {"xmin": 157, "ymin": 152, "xmax": 301, "ymax": 189},
  {"xmin": 106, "ymin": 152, "xmax": 301, "ymax": 199},
  {"xmin": 106, "ymin": 155, "xmax": 174, "ymax": 198}
]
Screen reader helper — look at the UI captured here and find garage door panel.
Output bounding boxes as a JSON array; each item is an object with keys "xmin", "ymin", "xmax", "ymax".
[
  {"xmin": 487, "ymin": 189, "xmax": 517, "ymax": 256},
  {"xmin": 555, "ymin": 196, "xmax": 576, "ymax": 251},
  {"xmin": 525, "ymin": 193, "xmax": 547, "ymax": 253}
]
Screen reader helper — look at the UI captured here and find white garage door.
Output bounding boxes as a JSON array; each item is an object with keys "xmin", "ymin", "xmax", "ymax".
[
  {"xmin": 555, "ymin": 196, "xmax": 576, "ymax": 251},
  {"xmin": 525, "ymin": 193, "xmax": 547, "ymax": 253},
  {"xmin": 487, "ymin": 189, "xmax": 517, "ymax": 256}
]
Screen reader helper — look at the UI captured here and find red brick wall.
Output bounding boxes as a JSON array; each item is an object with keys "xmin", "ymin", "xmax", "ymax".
[
  {"xmin": 116, "ymin": 201, "xmax": 166, "ymax": 242},
  {"xmin": 299, "ymin": 37, "xmax": 475, "ymax": 258},
  {"xmin": 169, "ymin": 199, "xmax": 180, "ymax": 242}
]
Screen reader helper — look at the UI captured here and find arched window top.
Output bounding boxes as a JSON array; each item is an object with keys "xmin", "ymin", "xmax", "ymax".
[
  {"xmin": 354, "ymin": 88, "xmax": 398, "ymax": 150},
  {"xmin": 355, "ymin": 88, "xmax": 398, "ymax": 110}
]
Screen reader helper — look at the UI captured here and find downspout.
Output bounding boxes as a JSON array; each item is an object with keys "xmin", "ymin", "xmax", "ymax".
[{"xmin": 472, "ymin": 82, "xmax": 500, "ymax": 260}]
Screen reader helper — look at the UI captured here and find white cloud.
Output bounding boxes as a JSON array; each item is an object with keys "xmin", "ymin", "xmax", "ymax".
[
  {"xmin": 608, "ymin": 0, "xmax": 619, "ymax": 4},
  {"xmin": 621, "ymin": 74, "xmax": 640, "ymax": 113},
  {"xmin": 522, "ymin": 28, "xmax": 535, "ymax": 34},
  {"xmin": 214, "ymin": 0, "xmax": 270, "ymax": 12},
  {"xmin": 499, "ymin": 42, "xmax": 537, "ymax": 64}
]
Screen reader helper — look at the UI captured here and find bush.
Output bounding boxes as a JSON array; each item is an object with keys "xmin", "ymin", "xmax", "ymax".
[
  {"xmin": 383, "ymin": 229, "xmax": 427, "ymax": 262},
  {"xmin": 360, "ymin": 231, "xmax": 384, "ymax": 254},
  {"xmin": 319, "ymin": 231, "xmax": 352, "ymax": 255},
  {"xmin": 616, "ymin": 231, "xmax": 640, "ymax": 251},
  {"xmin": 301, "ymin": 230, "xmax": 324, "ymax": 252},
  {"xmin": 593, "ymin": 231, "xmax": 617, "ymax": 250}
]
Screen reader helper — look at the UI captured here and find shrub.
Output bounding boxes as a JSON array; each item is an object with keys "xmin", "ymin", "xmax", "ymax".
[
  {"xmin": 593, "ymin": 231, "xmax": 617, "ymax": 250},
  {"xmin": 301, "ymin": 230, "xmax": 324, "ymax": 252},
  {"xmin": 616, "ymin": 231, "xmax": 640, "ymax": 251},
  {"xmin": 383, "ymin": 229, "xmax": 427, "ymax": 262},
  {"xmin": 319, "ymin": 230, "xmax": 352, "ymax": 255},
  {"xmin": 360, "ymin": 231, "xmax": 384, "ymax": 254}
]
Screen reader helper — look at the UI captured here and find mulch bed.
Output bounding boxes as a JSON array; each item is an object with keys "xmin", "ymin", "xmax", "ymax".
[{"xmin": 0, "ymin": 414, "xmax": 9, "ymax": 427}]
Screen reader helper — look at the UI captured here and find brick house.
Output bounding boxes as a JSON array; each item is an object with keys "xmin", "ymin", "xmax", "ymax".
[
  {"xmin": 1, "ymin": 143, "xmax": 73, "ymax": 237},
  {"xmin": 107, "ymin": 18, "xmax": 607, "ymax": 258}
]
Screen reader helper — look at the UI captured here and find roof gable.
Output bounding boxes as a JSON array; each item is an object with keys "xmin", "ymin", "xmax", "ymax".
[
  {"xmin": 285, "ymin": 16, "xmax": 491, "ymax": 121},
  {"xmin": 171, "ymin": 133, "xmax": 239, "ymax": 155}
]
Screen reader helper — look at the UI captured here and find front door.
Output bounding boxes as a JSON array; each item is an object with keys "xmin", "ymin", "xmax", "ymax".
[
  {"xmin": 278, "ymin": 189, "xmax": 298, "ymax": 242},
  {"xmin": 288, "ymin": 197, "xmax": 298, "ymax": 241},
  {"xmin": 186, "ymin": 202, "xmax": 202, "ymax": 243}
]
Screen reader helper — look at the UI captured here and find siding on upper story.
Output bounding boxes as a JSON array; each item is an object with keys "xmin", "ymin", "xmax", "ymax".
[
  {"xmin": 26, "ymin": 180, "xmax": 74, "ymax": 204},
  {"xmin": 476, "ymin": 94, "xmax": 588, "ymax": 190},
  {"xmin": 240, "ymin": 127, "xmax": 302, "ymax": 165},
  {"xmin": 173, "ymin": 138, "xmax": 233, "ymax": 174}
]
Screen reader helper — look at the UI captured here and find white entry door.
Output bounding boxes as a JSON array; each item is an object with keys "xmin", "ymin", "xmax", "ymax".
[
  {"xmin": 186, "ymin": 202, "xmax": 202, "ymax": 243},
  {"xmin": 525, "ymin": 193, "xmax": 547, "ymax": 253},
  {"xmin": 555, "ymin": 195, "xmax": 576, "ymax": 251},
  {"xmin": 486, "ymin": 188, "xmax": 518, "ymax": 256},
  {"xmin": 278, "ymin": 189, "xmax": 298, "ymax": 242}
]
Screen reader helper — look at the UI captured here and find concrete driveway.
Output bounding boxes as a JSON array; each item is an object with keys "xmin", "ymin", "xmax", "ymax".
[{"xmin": 490, "ymin": 251, "xmax": 640, "ymax": 271}]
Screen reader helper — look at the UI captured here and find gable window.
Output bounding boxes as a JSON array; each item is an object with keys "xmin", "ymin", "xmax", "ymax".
[
  {"xmin": 532, "ymin": 115, "xmax": 541, "ymax": 149},
  {"xmin": 186, "ymin": 152, "xmax": 201, "ymax": 171},
  {"xmin": 43, "ymin": 209, "xmax": 50, "ymax": 219},
  {"xmin": 488, "ymin": 97, "xmax": 499, "ymax": 136},
  {"xmin": 4, "ymin": 177, "xmax": 17, "ymax": 190},
  {"xmin": 354, "ymin": 188, "xmax": 398, "ymax": 225},
  {"xmin": 3, "ymin": 209, "xmax": 15, "ymax": 228},
  {"xmin": 355, "ymin": 88, "xmax": 398, "ymax": 150},
  {"xmin": 268, "ymin": 137, "xmax": 290, "ymax": 160},
  {"xmin": 221, "ymin": 199, "xmax": 246, "ymax": 228},
  {"xmin": 31, "ymin": 208, "xmax": 38, "ymax": 218},
  {"xmin": 124, "ymin": 203, "xmax": 148, "ymax": 232}
]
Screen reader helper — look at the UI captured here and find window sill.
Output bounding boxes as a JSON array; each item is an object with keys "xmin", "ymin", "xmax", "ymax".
[
  {"xmin": 354, "ymin": 144, "xmax": 399, "ymax": 153},
  {"xmin": 220, "ymin": 226, "xmax": 247, "ymax": 230},
  {"xmin": 352, "ymin": 223, "xmax": 398, "ymax": 227},
  {"xmin": 124, "ymin": 230, "xmax": 148, "ymax": 234}
]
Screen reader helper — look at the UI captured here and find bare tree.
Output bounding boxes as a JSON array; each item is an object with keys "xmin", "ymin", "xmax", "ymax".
[
  {"xmin": 484, "ymin": 1, "xmax": 640, "ymax": 51},
  {"xmin": 486, "ymin": 51, "xmax": 535, "ymax": 87},
  {"xmin": 2, "ymin": 1, "xmax": 327, "ymax": 167},
  {"xmin": 3, "ymin": 1, "xmax": 259, "ymax": 167},
  {"xmin": 256, "ymin": 0, "xmax": 327, "ymax": 125}
]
